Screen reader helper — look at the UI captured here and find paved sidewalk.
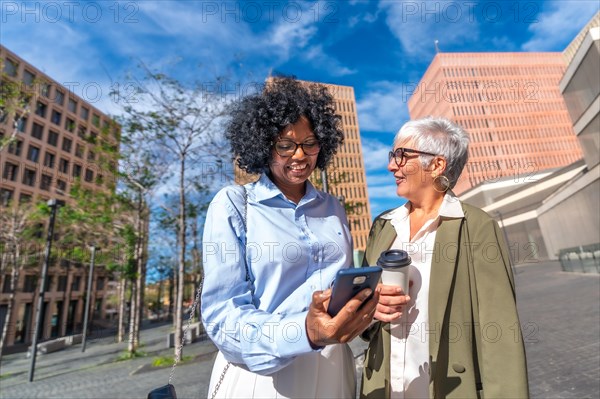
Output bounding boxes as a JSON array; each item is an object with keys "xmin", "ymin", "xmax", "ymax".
[
  {"xmin": 514, "ymin": 261, "xmax": 599, "ymax": 398},
  {"xmin": 0, "ymin": 260, "xmax": 598, "ymax": 398}
]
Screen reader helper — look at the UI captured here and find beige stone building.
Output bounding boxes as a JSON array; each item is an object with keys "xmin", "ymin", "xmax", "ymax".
[
  {"xmin": 0, "ymin": 45, "xmax": 119, "ymax": 352},
  {"xmin": 235, "ymin": 79, "xmax": 372, "ymax": 252}
]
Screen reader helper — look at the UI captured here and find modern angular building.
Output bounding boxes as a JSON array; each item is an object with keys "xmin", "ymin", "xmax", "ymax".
[
  {"xmin": 406, "ymin": 12, "xmax": 599, "ymax": 265},
  {"xmin": 0, "ymin": 45, "xmax": 120, "ymax": 352},
  {"xmin": 408, "ymin": 52, "xmax": 583, "ymax": 195},
  {"xmin": 235, "ymin": 78, "xmax": 372, "ymax": 251},
  {"xmin": 544, "ymin": 24, "xmax": 599, "ymax": 272}
]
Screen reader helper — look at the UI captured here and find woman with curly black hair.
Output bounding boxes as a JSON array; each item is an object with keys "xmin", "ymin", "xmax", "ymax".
[{"xmin": 201, "ymin": 77, "xmax": 378, "ymax": 398}]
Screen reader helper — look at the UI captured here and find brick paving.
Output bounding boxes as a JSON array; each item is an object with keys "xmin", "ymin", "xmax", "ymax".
[
  {"xmin": 0, "ymin": 260, "xmax": 598, "ymax": 398},
  {"xmin": 515, "ymin": 261, "xmax": 599, "ymax": 398}
]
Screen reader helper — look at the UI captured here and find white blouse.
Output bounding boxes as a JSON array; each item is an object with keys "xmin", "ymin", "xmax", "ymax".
[{"xmin": 381, "ymin": 193, "xmax": 464, "ymax": 399}]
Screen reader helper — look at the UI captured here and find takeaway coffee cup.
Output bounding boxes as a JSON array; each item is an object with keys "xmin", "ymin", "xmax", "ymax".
[{"xmin": 377, "ymin": 249, "xmax": 411, "ymax": 294}]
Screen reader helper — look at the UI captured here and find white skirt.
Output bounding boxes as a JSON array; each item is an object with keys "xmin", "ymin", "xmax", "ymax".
[{"xmin": 207, "ymin": 344, "xmax": 356, "ymax": 398}]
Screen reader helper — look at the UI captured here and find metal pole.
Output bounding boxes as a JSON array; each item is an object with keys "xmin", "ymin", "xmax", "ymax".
[
  {"xmin": 81, "ymin": 245, "xmax": 96, "ymax": 352},
  {"xmin": 320, "ymin": 169, "xmax": 328, "ymax": 193},
  {"xmin": 28, "ymin": 199, "xmax": 60, "ymax": 382}
]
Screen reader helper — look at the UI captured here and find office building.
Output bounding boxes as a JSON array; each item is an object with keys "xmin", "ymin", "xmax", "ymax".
[
  {"xmin": 408, "ymin": 52, "xmax": 583, "ymax": 195},
  {"xmin": 0, "ymin": 45, "xmax": 120, "ymax": 352},
  {"xmin": 235, "ymin": 78, "xmax": 372, "ymax": 251},
  {"xmin": 542, "ymin": 23, "xmax": 599, "ymax": 272},
  {"xmin": 407, "ymin": 13, "xmax": 599, "ymax": 265}
]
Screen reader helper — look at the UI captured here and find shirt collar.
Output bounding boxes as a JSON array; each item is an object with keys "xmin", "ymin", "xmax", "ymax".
[
  {"xmin": 251, "ymin": 173, "xmax": 323, "ymax": 203},
  {"xmin": 381, "ymin": 191, "xmax": 464, "ymax": 221}
]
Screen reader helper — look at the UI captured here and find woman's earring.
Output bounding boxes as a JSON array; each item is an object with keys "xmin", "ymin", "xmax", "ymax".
[{"xmin": 433, "ymin": 175, "xmax": 450, "ymax": 193}]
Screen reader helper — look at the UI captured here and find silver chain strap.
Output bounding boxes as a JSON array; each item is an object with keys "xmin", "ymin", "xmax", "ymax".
[
  {"xmin": 167, "ymin": 185, "xmax": 246, "ymax": 396},
  {"xmin": 210, "ymin": 362, "xmax": 231, "ymax": 399},
  {"xmin": 168, "ymin": 276, "xmax": 203, "ymax": 385}
]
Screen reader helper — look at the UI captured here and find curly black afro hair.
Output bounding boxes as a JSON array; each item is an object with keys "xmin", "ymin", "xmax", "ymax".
[{"xmin": 226, "ymin": 76, "xmax": 344, "ymax": 174}]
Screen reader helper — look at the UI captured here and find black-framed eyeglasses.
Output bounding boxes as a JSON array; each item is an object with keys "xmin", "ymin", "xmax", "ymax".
[
  {"xmin": 388, "ymin": 147, "xmax": 438, "ymax": 166},
  {"xmin": 273, "ymin": 139, "xmax": 320, "ymax": 157}
]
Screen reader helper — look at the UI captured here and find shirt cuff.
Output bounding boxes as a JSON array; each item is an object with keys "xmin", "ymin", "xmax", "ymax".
[{"xmin": 274, "ymin": 311, "xmax": 316, "ymax": 358}]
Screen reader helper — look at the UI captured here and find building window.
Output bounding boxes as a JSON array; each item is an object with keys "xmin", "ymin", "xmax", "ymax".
[
  {"xmin": 88, "ymin": 131, "xmax": 97, "ymax": 144},
  {"xmin": 47, "ymin": 130, "xmax": 59, "ymax": 146},
  {"xmin": 80, "ymin": 106, "xmax": 89, "ymax": 120},
  {"xmin": 7, "ymin": 140, "xmax": 23, "ymax": 156},
  {"xmin": 68, "ymin": 98, "xmax": 77, "ymax": 113},
  {"xmin": 78, "ymin": 125, "xmax": 87, "ymax": 138},
  {"xmin": 19, "ymin": 193, "xmax": 32, "ymax": 203},
  {"xmin": 57, "ymin": 275, "xmax": 68, "ymax": 291},
  {"xmin": 35, "ymin": 101, "xmax": 47, "ymax": 118},
  {"xmin": 3, "ymin": 58, "xmax": 18, "ymax": 77},
  {"xmin": 31, "ymin": 122, "xmax": 44, "ymax": 140},
  {"xmin": 54, "ymin": 90, "xmax": 65, "ymax": 105},
  {"xmin": 87, "ymin": 150, "xmax": 96, "ymax": 161},
  {"xmin": 57, "ymin": 179, "xmax": 67, "ymax": 192},
  {"xmin": 84, "ymin": 168, "xmax": 94, "ymax": 182},
  {"xmin": 75, "ymin": 143, "xmax": 84, "ymax": 158},
  {"xmin": 62, "ymin": 137, "xmax": 72, "ymax": 153},
  {"xmin": 71, "ymin": 276, "xmax": 81, "ymax": 291},
  {"xmin": 2, "ymin": 162, "xmax": 19, "ymax": 181},
  {"xmin": 23, "ymin": 70, "xmax": 35, "ymax": 86},
  {"xmin": 96, "ymin": 277, "xmax": 105, "ymax": 290},
  {"xmin": 92, "ymin": 114, "xmax": 100, "ymax": 127},
  {"xmin": 27, "ymin": 145, "xmax": 40, "ymax": 162},
  {"xmin": 58, "ymin": 158, "xmax": 69, "ymax": 173},
  {"xmin": 72, "ymin": 164, "xmax": 82, "ymax": 178},
  {"xmin": 24, "ymin": 275, "xmax": 38, "ymax": 292},
  {"xmin": 43, "ymin": 152, "xmax": 55, "ymax": 168},
  {"xmin": 22, "ymin": 169, "xmax": 36, "ymax": 186},
  {"xmin": 96, "ymin": 174, "xmax": 104, "ymax": 186},
  {"xmin": 65, "ymin": 117, "xmax": 75, "ymax": 132},
  {"xmin": 17, "ymin": 117, "xmax": 27, "ymax": 132},
  {"xmin": 40, "ymin": 174, "xmax": 52, "ymax": 191},
  {"xmin": 0, "ymin": 189, "xmax": 14, "ymax": 206},
  {"xmin": 41, "ymin": 83, "xmax": 51, "ymax": 98},
  {"xmin": 51, "ymin": 110, "xmax": 62, "ymax": 125}
]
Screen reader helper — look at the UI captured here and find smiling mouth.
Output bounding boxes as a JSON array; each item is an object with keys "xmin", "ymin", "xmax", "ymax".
[
  {"xmin": 289, "ymin": 164, "xmax": 308, "ymax": 171},
  {"xmin": 395, "ymin": 175, "xmax": 406, "ymax": 184}
]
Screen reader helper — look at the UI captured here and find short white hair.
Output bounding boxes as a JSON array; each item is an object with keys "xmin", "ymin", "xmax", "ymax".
[{"xmin": 394, "ymin": 116, "xmax": 470, "ymax": 189}]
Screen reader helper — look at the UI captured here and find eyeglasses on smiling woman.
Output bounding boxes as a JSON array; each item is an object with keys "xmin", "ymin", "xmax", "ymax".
[
  {"xmin": 274, "ymin": 139, "xmax": 320, "ymax": 157},
  {"xmin": 388, "ymin": 147, "xmax": 438, "ymax": 167}
]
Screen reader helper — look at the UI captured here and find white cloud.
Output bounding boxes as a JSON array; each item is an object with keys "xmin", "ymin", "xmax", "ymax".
[
  {"xmin": 356, "ymin": 80, "xmax": 412, "ymax": 132},
  {"xmin": 521, "ymin": 1, "xmax": 599, "ymax": 51},
  {"xmin": 361, "ymin": 137, "xmax": 393, "ymax": 171},
  {"xmin": 304, "ymin": 45, "xmax": 357, "ymax": 76},
  {"xmin": 380, "ymin": 0, "xmax": 479, "ymax": 57}
]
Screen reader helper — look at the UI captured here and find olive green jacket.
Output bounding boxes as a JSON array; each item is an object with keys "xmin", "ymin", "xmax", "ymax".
[{"xmin": 360, "ymin": 202, "xmax": 529, "ymax": 399}]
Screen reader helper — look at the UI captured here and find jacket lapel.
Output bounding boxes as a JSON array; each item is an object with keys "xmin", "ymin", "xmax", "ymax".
[
  {"xmin": 428, "ymin": 216, "xmax": 463, "ymax": 361},
  {"xmin": 365, "ymin": 220, "xmax": 397, "ymax": 266}
]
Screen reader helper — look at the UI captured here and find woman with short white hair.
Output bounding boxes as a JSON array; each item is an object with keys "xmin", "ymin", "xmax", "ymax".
[{"xmin": 361, "ymin": 116, "xmax": 529, "ymax": 398}]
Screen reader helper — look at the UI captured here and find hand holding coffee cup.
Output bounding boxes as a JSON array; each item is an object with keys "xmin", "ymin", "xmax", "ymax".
[{"xmin": 377, "ymin": 249, "xmax": 411, "ymax": 294}]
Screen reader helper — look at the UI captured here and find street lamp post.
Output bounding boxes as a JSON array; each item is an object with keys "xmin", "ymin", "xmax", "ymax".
[
  {"xmin": 320, "ymin": 169, "xmax": 328, "ymax": 193},
  {"xmin": 81, "ymin": 244, "xmax": 98, "ymax": 352},
  {"xmin": 28, "ymin": 199, "xmax": 64, "ymax": 382}
]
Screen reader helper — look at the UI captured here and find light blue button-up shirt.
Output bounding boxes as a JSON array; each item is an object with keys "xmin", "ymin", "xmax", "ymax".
[{"xmin": 201, "ymin": 173, "xmax": 353, "ymax": 375}]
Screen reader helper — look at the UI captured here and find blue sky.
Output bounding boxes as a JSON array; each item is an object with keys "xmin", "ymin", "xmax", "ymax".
[{"xmin": 2, "ymin": 0, "xmax": 599, "ymax": 218}]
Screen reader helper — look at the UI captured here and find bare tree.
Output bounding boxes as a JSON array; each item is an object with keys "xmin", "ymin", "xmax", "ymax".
[
  {"xmin": 115, "ymin": 131, "xmax": 163, "ymax": 352},
  {"xmin": 0, "ymin": 202, "xmax": 44, "ymax": 360},
  {"xmin": 113, "ymin": 65, "xmax": 231, "ymax": 356}
]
